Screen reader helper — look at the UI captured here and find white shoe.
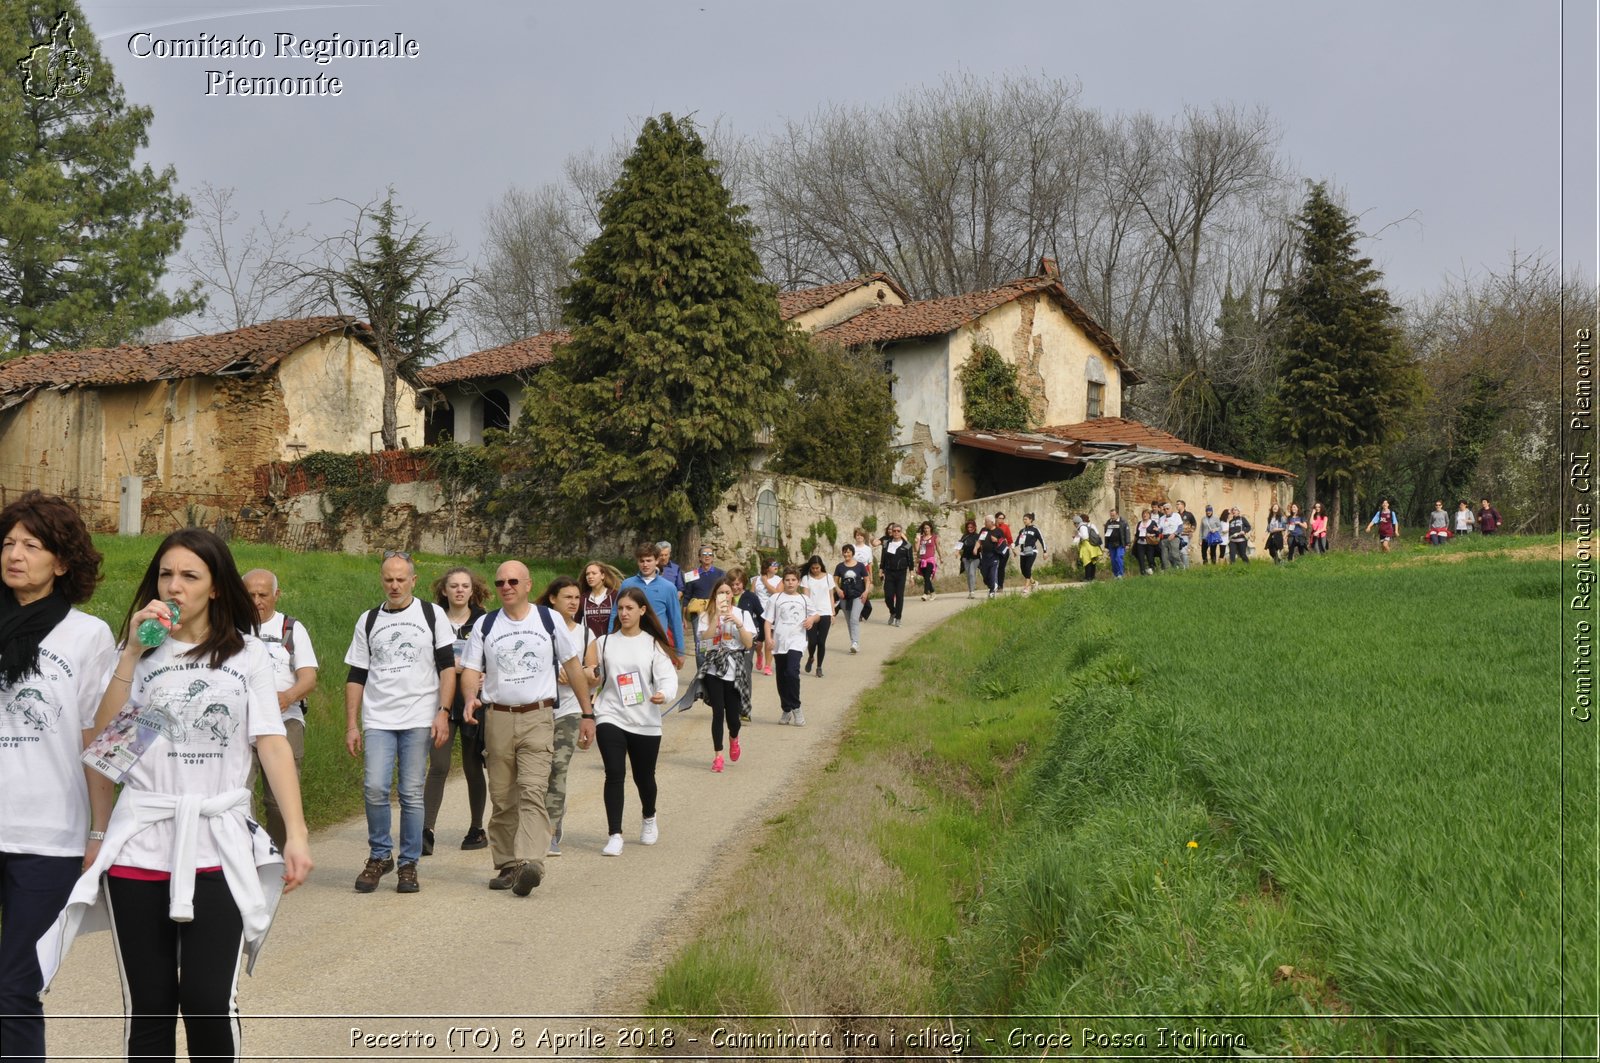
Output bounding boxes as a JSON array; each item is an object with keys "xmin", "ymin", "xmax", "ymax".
[
  {"xmin": 779, "ymin": 710, "xmax": 792, "ymax": 725},
  {"xmin": 640, "ymin": 817, "xmax": 659, "ymax": 845},
  {"xmin": 602, "ymin": 834, "xmax": 623, "ymax": 857},
  {"xmin": 850, "ymin": 642, "xmax": 858, "ymax": 653},
  {"xmin": 792, "ymin": 709, "xmax": 806, "ymax": 726}
]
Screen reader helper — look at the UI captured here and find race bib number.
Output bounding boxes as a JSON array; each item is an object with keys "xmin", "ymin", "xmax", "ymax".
[
  {"xmin": 82, "ymin": 703, "xmax": 158, "ymax": 783},
  {"xmin": 616, "ymin": 669, "xmax": 646, "ymax": 707}
]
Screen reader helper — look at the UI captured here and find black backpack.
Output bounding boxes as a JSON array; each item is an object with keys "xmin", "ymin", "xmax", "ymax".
[
  {"xmin": 1087, "ymin": 525, "xmax": 1103, "ymax": 547},
  {"xmin": 363, "ymin": 598, "xmax": 441, "ymax": 655}
]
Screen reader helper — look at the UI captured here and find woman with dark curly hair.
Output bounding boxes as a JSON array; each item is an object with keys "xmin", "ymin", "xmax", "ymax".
[
  {"xmin": 424, "ymin": 566, "xmax": 490, "ymax": 853},
  {"xmin": 38, "ymin": 528, "xmax": 312, "ymax": 1063},
  {"xmin": 0, "ymin": 491, "xmax": 116, "ymax": 1062}
]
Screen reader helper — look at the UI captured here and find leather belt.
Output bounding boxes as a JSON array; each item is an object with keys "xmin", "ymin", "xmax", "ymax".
[{"xmin": 487, "ymin": 699, "xmax": 555, "ymax": 713}]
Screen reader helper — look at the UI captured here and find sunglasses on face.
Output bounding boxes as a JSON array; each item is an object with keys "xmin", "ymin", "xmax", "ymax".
[
  {"xmin": 494, "ymin": 578, "xmax": 522, "ymax": 588},
  {"xmin": 383, "ymin": 550, "xmax": 411, "ymax": 560}
]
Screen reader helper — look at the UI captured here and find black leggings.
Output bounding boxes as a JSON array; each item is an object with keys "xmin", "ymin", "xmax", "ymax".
[
  {"xmin": 1287, "ymin": 536, "xmax": 1308, "ymax": 561},
  {"xmin": 596, "ymin": 722, "xmax": 660, "ymax": 835},
  {"xmin": 919, "ymin": 563, "xmax": 936, "ymax": 596},
  {"xmin": 703, "ymin": 674, "xmax": 743, "ymax": 752},
  {"xmin": 1202, "ymin": 540, "xmax": 1222, "ymax": 564},
  {"xmin": 107, "ymin": 872, "xmax": 245, "ymax": 1063},
  {"xmin": 425, "ymin": 716, "xmax": 487, "ymax": 832},
  {"xmin": 805, "ymin": 615, "xmax": 831, "ymax": 667}
]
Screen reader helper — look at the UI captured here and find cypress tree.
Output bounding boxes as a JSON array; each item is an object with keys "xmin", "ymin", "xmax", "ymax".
[
  {"xmin": 1272, "ymin": 182, "xmax": 1419, "ymax": 525},
  {"xmin": 0, "ymin": 3, "xmax": 196, "ymax": 352},
  {"xmin": 502, "ymin": 114, "xmax": 791, "ymax": 541}
]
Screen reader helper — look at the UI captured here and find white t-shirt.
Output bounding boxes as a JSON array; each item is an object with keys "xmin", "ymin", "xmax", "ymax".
[
  {"xmin": 695, "ymin": 608, "xmax": 756, "ymax": 682},
  {"xmin": 553, "ymin": 619, "xmax": 590, "ymax": 720},
  {"xmin": 853, "ymin": 543, "xmax": 875, "ymax": 575},
  {"xmin": 462, "ymin": 605, "xmax": 580, "ymax": 708},
  {"xmin": 118, "ymin": 635, "xmax": 283, "ymax": 872},
  {"xmin": 591, "ymin": 631, "xmax": 679, "ymax": 736},
  {"xmin": 256, "ymin": 612, "xmax": 319, "ymax": 725},
  {"xmin": 0, "ymin": 608, "xmax": 115, "ymax": 857},
  {"xmin": 768, "ymin": 591, "xmax": 817, "ymax": 655},
  {"xmin": 343, "ymin": 599, "xmax": 455, "ymax": 730},
  {"xmin": 800, "ymin": 574, "xmax": 835, "ymax": 617}
]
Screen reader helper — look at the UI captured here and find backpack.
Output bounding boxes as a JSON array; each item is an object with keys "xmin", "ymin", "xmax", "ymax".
[
  {"xmin": 1087, "ymin": 526, "xmax": 1102, "ymax": 548},
  {"xmin": 278, "ymin": 614, "xmax": 298, "ymax": 657}
]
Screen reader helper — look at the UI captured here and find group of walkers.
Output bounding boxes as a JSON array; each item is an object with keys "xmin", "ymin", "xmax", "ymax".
[
  {"xmin": 1, "ymin": 485, "xmax": 1516, "ymax": 1063},
  {"xmin": 1368, "ymin": 496, "xmax": 1505, "ymax": 552}
]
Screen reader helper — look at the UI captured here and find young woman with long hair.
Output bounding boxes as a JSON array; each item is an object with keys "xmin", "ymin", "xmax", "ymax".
[
  {"xmin": 834, "ymin": 544, "xmax": 870, "ymax": 653},
  {"xmin": 695, "ymin": 576, "xmax": 755, "ymax": 773},
  {"xmin": 1265, "ymin": 502, "xmax": 1287, "ymax": 563},
  {"xmin": 424, "ymin": 566, "xmax": 489, "ymax": 853},
  {"xmin": 957, "ymin": 518, "xmax": 980, "ymax": 598},
  {"xmin": 584, "ymin": 588, "xmax": 679, "ymax": 857},
  {"xmin": 40, "ymin": 528, "xmax": 312, "ymax": 1063},
  {"xmin": 579, "ymin": 560, "xmax": 621, "ymax": 640},
  {"xmin": 728, "ymin": 566, "xmax": 765, "ymax": 716},
  {"xmin": 799, "ymin": 555, "xmax": 833, "ymax": 678},
  {"xmin": 1285, "ymin": 503, "xmax": 1310, "ymax": 561},
  {"xmin": 1310, "ymin": 501, "xmax": 1330, "ymax": 554},
  {"xmin": 914, "ymin": 520, "xmax": 940, "ymax": 600},
  {"xmin": 0, "ymin": 492, "xmax": 116, "ymax": 1062}
]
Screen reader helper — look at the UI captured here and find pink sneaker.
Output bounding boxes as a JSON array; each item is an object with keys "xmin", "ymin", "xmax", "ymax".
[
  {"xmin": 729, "ymin": 737, "xmax": 741, "ymax": 762},
  {"xmin": 712, "ymin": 753, "xmax": 724, "ymax": 773}
]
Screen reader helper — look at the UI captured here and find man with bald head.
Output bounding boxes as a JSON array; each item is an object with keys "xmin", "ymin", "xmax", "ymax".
[
  {"xmin": 461, "ymin": 560, "xmax": 592, "ymax": 896},
  {"xmin": 343, "ymin": 552, "xmax": 456, "ymax": 894},
  {"xmin": 242, "ymin": 568, "xmax": 319, "ymax": 849}
]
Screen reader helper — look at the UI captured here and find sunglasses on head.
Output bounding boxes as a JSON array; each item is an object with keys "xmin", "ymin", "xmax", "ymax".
[
  {"xmin": 494, "ymin": 578, "xmax": 521, "ymax": 588},
  {"xmin": 383, "ymin": 550, "xmax": 411, "ymax": 560}
]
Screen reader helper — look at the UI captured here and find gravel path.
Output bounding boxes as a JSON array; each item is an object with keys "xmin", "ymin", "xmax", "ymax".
[{"xmin": 42, "ymin": 590, "xmax": 985, "ymax": 1059}]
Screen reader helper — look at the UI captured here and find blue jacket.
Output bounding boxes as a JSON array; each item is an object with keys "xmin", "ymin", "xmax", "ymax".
[{"xmin": 614, "ymin": 573, "xmax": 685, "ymax": 652}]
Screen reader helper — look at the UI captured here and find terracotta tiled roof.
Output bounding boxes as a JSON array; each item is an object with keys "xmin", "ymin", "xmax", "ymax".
[
  {"xmin": 776, "ymin": 273, "xmax": 911, "ymax": 319},
  {"xmin": 815, "ymin": 275, "xmax": 1139, "ymax": 382},
  {"xmin": 417, "ymin": 331, "xmax": 571, "ymax": 387},
  {"xmin": 1033, "ymin": 418, "xmax": 1292, "ymax": 477},
  {"xmin": 0, "ymin": 317, "xmax": 371, "ymax": 394}
]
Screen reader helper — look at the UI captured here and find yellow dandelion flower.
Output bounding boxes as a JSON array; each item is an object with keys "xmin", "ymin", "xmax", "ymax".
[{"xmin": 1187, "ymin": 840, "xmax": 1198, "ymax": 849}]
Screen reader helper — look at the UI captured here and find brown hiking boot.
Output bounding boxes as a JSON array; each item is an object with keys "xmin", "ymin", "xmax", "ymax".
[
  {"xmin": 489, "ymin": 864, "xmax": 520, "ymax": 891},
  {"xmin": 396, "ymin": 862, "xmax": 419, "ymax": 893},
  {"xmin": 354, "ymin": 855, "xmax": 394, "ymax": 893},
  {"xmin": 512, "ymin": 861, "xmax": 543, "ymax": 896}
]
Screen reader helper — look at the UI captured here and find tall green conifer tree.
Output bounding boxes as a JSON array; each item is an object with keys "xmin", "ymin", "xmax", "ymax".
[
  {"xmin": 1272, "ymin": 182, "xmax": 1418, "ymax": 527},
  {"xmin": 504, "ymin": 114, "xmax": 791, "ymax": 540},
  {"xmin": 1, "ymin": 3, "xmax": 196, "ymax": 352}
]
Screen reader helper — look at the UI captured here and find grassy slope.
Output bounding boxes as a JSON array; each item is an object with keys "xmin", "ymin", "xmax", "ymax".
[{"xmin": 648, "ymin": 539, "xmax": 1587, "ymax": 1058}]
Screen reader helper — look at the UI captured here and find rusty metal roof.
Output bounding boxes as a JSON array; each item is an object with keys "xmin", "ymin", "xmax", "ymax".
[{"xmin": 952, "ymin": 419, "xmax": 1292, "ymax": 477}]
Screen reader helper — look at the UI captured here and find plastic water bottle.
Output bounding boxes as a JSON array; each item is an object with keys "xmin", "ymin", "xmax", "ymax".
[{"xmin": 136, "ymin": 600, "xmax": 180, "ymax": 647}]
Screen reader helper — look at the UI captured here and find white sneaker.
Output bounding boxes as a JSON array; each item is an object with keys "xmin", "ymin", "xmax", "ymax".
[
  {"xmin": 850, "ymin": 642, "xmax": 858, "ymax": 653},
  {"xmin": 792, "ymin": 709, "xmax": 806, "ymax": 726},
  {"xmin": 779, "ymin": 710, "xmax": 792, "ymax": 725},
  {"xmin": 602, "ymin": 834, "xmax": 623, "ymax": 857},
  {"xmin": 640, "ymin": 817, "xmax": 659, "ymax": 845}
]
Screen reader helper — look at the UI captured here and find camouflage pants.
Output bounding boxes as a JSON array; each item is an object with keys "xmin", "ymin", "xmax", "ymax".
[{"xmin": 545, "ymin": 714, "xmax": 581, "ymax": 837}]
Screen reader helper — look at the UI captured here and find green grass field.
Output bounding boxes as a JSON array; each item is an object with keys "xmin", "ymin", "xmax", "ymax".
[
  {"xmin": 83, "ymin": 535, "xmax": 606, "ymax": 829},
  {"xmin": 648, "ymin": 537, "xmax": 1593, "ymax": 1058}
]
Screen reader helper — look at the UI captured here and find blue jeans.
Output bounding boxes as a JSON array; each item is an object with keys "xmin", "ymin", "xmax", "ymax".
[
  {"xmin": 1109, "ymin": 545, "xmax": 1126, "ymax": 577},
  {"xmin": 363, "ymin": 727, "xmax": 430, "ymax": 864}
]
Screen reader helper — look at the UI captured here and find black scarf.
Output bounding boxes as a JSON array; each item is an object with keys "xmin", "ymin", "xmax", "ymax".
[{"xmin": 0, "ymin": 586, "xmax": 72, "ymax": 689}]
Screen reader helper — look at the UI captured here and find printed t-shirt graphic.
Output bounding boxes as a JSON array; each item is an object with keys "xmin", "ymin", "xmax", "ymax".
[{"xmin": 0, "ymin": 609, "xmax": 115, "ymax": 855}]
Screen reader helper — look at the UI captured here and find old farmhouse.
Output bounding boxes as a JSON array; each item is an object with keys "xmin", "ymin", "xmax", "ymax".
[{"xmin": 0, "ymin": 317, "xmax": 418, "ymax": 528}]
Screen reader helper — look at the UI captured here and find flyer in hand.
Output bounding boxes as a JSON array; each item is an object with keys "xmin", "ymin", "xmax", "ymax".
[{"xmin": 81, "ymin": 702, "xmax": 162, "ymax": 783}]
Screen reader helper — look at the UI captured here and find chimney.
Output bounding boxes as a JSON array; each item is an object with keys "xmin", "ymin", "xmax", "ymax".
[{"xmin": 1039, "ymin": 257, "xmax": 1059, "ymax": 278}]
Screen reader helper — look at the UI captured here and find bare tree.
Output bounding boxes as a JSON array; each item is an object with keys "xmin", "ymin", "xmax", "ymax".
[
  {"xmin": 467, "ymin": 121, "xmax": 750, "ymax": 349},
  {"xmin": 290, "ymin": 188, "xmax": 470, "ymax": 449},
  {"xmin": 177, "ymin": 182, "xmax": 308, "ymax": 333}
]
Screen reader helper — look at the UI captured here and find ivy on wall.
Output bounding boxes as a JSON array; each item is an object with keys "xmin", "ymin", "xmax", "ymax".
[
  {"xmin": 1054, "ymin": 460, "xmax": 1107, "ymax": 517},
  {"xmin": 958, "ymin": 343, "xmax": 1030, "ymax": 432}
]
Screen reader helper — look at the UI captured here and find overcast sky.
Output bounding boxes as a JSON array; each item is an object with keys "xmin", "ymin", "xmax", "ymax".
[{"xmin": 77, "ymin": 0, "xmax": 1598, "ymax": 350}]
